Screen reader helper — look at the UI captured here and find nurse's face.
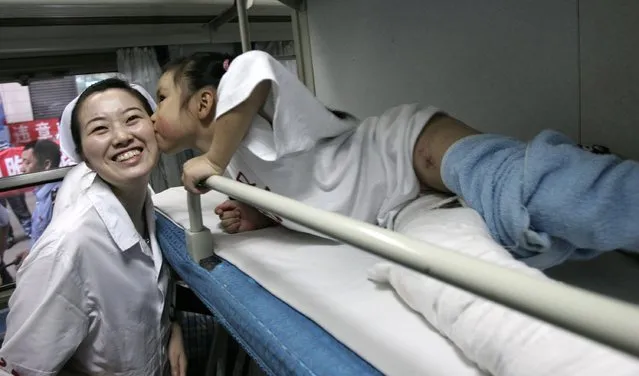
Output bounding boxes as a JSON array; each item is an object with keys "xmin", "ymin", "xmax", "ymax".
[
  {"xmin": 151, "ymin": 71, "xmax": 201, "ymax": 154},
  {"xmin": 77, "ymin": 89, "xmax": 159, "ymax": 190}
]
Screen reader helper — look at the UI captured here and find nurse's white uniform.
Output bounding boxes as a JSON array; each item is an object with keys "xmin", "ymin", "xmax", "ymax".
[
  {"xmin": 217, "ymin": 50, "xmax": 439, "ymax": 235},
  {"xmin": 0, "ymin": 173, "xmax": 171, "ymax": 376}
]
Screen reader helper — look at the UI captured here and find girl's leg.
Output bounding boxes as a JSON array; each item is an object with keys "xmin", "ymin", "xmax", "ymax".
[
  {"xmin": 414, "ymin": 117, "xmax": 639, "ymax": 266},
  {"xmin": 412, "ymin": 114, "xmax": 481, "ymax": 193}
]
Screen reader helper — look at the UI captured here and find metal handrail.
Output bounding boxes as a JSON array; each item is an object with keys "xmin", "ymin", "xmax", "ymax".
[
  {"xmin": 192, "ymin": 174, "xmax": 639, "ymax": 359},
  {"xmin": 0, "ymin": 166, "xmax": 73, "ymax": 193}
]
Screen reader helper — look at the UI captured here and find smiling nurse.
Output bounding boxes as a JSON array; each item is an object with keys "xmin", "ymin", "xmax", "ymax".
[{"xmin": 0, "ymin": 78, "xmax": 186, "ymax": 376}]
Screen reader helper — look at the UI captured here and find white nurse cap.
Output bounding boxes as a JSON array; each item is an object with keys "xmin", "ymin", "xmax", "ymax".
[{"xmin": 59, "ymin": 79, "xmax": 157, "ymax": 163}]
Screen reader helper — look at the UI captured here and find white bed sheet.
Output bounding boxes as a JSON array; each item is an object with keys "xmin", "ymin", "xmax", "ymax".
[{"xmin": 153, "ymin": 187, "xmax": 484, "ymax": 376}]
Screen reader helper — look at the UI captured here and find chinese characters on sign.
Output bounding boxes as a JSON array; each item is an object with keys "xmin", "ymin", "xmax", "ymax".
[
  {"xmin": 0, "ymin": 147, "xmax": 23, "ymax": 177},
  {"xmin": 6, "ymin": 119, "xmax": 59, "ymax": 146},
  {"xmin": 0, "ymin": 147, "xmax": 32, "ymax": 197}
]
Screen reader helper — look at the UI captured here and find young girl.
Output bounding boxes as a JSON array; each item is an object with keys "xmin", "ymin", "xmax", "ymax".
[
  {"xmin": 0, "ymin": 79, "xmax": 187, "ymax": 376},
  {"xmin": 153, "ymin": 50, "xmax": 639, "ymax": 270}
]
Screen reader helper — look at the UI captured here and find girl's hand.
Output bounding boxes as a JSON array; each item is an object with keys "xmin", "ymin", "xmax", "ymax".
[
  {"xmin": 182, "ymin": 155, "xmax": 224, "ymax": 194},
  {"xmin": 168, "ymin": 322, "xmax": 187, "ymax": 376}
]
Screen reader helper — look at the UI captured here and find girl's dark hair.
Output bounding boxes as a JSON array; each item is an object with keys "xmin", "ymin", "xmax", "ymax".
[
  {"xmin": 163, "ymin": 52, "xmax": 232, "ymax": 100},
  {"xmin": 70, "ymin": 78, "xmax": 154, "ymax": 157},
  {"xmin": 163, "ymin": 52, "xmax": 356, "ymax": 121}
]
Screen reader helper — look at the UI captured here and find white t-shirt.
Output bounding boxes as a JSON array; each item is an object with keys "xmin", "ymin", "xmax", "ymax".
[
  {"xmin": 217, "ymin": 50, "xmax": 438, "ymax": 235},
  {"xmin": 0, "ymin": 175, "xmax": 171, "ymax": 376}
]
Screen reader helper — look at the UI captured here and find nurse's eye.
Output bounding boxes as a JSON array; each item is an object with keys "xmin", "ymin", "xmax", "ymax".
[
  {"xmin": 91, "ymin": 125, "xmax": 108, "ymax": 134},
  {"xmin": 127, "ymin": 115, "xmax": 141, "ymax": 124}
]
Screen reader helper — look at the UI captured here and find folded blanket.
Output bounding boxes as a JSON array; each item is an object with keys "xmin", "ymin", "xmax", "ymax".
[
  {"xmin": 441, "ymin": 130, "xmax": 639, "ymax": 269},
  {"xmin": 370, "ymin": 196, "xmax": 639, "ymax": 376}
]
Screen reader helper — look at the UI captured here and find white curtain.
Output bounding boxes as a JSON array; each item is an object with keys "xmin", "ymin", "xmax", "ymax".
[
  {"xmin": 116, "ymin": 47, "xmax": 162, "ymax": 100},
  {"xmin": 116, "ymin": 47, "xmax": 191, "ymax": 193}
]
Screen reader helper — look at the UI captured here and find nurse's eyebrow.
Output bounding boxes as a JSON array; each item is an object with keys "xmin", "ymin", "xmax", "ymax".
[
  {"xmin": 123, "ymin": 107, "xmax": 144, "ymax": 113},
  {"xmin": 87, "ymin": 107, "xmax": 143, "ymax": 124},
  {"xmin": 87, "ymin": 116, "xmax": 106, "ymax": 125}
]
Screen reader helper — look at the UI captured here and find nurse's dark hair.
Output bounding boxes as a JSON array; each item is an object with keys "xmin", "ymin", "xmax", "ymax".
[
  {"xmin": 163, "ymin": 52, "xmax": 355, "ymax": 120},
  {"xmin": 70, "ymin": 78, "xmax": 154, "ymax": 158}
]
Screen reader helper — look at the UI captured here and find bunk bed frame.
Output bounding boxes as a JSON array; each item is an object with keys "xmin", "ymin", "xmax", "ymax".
[{"xmin": 0, "ymin": 1, "xmax": 638, "ymax": 375}]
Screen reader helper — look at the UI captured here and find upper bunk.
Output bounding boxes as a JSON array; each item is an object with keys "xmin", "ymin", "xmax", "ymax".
[
  {"xmin": 0, "ymin": 0, "xmax": 303, "ymax": 82},
  {"xmin": 0, "ymin": 0, "xmax": 299, "ymax": 59},
  {"xmin": 0, "ymin": 0, "xmax": 300, "ymax": 19}
]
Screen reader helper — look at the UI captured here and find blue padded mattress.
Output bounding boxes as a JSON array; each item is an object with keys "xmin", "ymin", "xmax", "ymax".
[{"xmin": 155, "ymin": 210, "xmax": 381, "ymax": 376}]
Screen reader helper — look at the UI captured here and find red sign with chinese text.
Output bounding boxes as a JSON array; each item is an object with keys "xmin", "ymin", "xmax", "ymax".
[
  {"xmin": 6, "ymin": 118, "xmax": 59, "ymax": 146},
  {"xmin": 0, "ymin": 147, "xmax": 25, "ymax": 178},
  {"xmin": 0, "ymin": 146, "xmax": 32, "ymax": 198}
]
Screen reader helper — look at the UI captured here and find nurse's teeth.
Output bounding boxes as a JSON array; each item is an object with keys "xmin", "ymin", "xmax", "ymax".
[{"xmin": 115, "ymin": 149, "xmax": 141, "ymax": 162}]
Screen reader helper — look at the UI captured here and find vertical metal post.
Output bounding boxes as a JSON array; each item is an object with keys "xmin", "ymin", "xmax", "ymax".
[
  {"xmin": 184, "ymin": 0, "xmax": 254, "ymax": 265},
  {"xmin": 236, "ymin": 0, "xmax": 252, "ymax": 52},
  {"xmin": 291, "ymin": 3, "xmax": 315, "ymax": 93},
  {"xmin": 187, "ymin": 191, "xmax": 204, "ymax": 232}
]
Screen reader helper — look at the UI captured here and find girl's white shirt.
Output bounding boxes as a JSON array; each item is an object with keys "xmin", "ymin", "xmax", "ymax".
[{"xmin": 217, "ymin": 50, "xmax": 438, "ymax": 236}]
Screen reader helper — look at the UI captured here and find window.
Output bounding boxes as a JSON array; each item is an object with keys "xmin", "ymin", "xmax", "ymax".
[{"xmin": 75, "ymin": 73, "xmax": 119, "ymax": 93}]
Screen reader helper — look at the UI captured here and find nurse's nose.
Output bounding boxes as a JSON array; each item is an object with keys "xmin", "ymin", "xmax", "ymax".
[{"xmin": 112, "ymin": 124, "xmax": 134, "ymax": 147}]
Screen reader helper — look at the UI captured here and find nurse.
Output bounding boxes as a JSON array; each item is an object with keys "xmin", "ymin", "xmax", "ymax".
[{"xmin": 0, "ymin": 78, "xmax": 186, "ymax": 376}]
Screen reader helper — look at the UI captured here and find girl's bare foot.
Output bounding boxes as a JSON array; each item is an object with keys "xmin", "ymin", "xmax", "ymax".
[{"xmin": 215, "ymin": 199, "xmax": 276, "ymax": 233}]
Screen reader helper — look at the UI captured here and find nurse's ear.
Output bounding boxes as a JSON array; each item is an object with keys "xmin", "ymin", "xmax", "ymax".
[
  {"xmin": 79, "ymin": 151, "xmax": 91, "ymax": 170},
  {"xmin": 193, "ymin": 87, "xmax": 216, "ymax": 122}
]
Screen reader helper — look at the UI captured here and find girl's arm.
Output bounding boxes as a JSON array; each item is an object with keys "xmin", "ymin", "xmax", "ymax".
[
  {"xmin": 207, "ymin": 80, "xmax": 271, "ymax": 170},
  {"xmin": 182, "ymin": 80, "xmax": 271, "ymax": 193}
]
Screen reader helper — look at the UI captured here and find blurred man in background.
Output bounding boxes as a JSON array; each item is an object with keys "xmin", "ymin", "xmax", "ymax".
[{"xmin": 13, "ymin": 140, "xmax": 61, "ymax": 268}]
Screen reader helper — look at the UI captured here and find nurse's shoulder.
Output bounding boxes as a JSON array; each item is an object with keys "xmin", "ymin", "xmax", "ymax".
[{"xmin": 20, "ymin": 193, "xmax": 102, "ymax": 274}]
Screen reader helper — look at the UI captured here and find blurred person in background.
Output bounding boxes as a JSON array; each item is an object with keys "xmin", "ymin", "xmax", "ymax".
[
  {"xmin": 0, "ymin": 95, "xmax": 31, "ymax": 248},
  {"xmin": 13, "ymin": 140, "xmax": 61, "ymax": 268}
]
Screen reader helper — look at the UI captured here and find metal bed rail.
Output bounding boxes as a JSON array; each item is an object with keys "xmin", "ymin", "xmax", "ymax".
[{"xmin": 184, "ymin": 174, "xmax": 639, "ymax": 360}]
